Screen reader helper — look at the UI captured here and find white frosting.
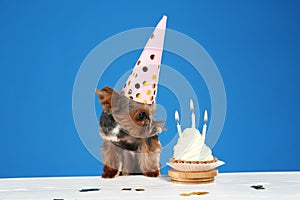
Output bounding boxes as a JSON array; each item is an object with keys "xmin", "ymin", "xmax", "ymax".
[{"xmin": 173, "ymin": 128, "xmax": 213, "ymax": 161}]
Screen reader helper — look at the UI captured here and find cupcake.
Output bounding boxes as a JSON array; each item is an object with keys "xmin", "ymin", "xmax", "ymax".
[
  {"xmin": 168, "ymin": 128, "xmax": 224, "ymax": 172},
  {"xmin": 167, "ymin": 103, "xmax": 224, "ymax": 183}
]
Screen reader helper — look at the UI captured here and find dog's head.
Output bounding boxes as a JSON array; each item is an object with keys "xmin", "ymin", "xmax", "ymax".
[{"xmin": 95, "ymin": 86, "xmax": 164, "ymax": 138}]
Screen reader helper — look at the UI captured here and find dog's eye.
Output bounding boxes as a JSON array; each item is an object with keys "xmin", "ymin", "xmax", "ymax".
[{"xmin": 138, "ymin": 112, "xmax": 148, "ymax": 121}]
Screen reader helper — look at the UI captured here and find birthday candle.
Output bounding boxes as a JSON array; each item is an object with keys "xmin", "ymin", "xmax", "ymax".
[
  {"xmin": 175, "ymin": 110, "xmax": 183, "ymax": 137},
  {"xmin": 190, "ymin": 99, "xmax": 196, "ymax": 129},
  {"xmin": 202, "ymin": 110, "xmax": 208, "ymax": 142}
]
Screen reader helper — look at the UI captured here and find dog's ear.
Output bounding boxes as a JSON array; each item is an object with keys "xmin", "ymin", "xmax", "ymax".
[{"xmin": 95, "ymin": 86, "xmax": 114, "ymax": 112}]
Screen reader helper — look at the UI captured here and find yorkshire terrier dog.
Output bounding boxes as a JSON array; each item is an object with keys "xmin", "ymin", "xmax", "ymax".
[{"xmin": 95, "ymin": 86, "xmax": 165, "ymax": 178}]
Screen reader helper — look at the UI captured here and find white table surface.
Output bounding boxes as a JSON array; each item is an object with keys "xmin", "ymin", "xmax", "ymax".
[{"xmin": 0, "ymin": 172, "xmax": 299, "ymax": 200}]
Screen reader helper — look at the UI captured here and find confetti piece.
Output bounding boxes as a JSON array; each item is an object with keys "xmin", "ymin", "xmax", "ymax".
[
  {"xmin": 121, "ymin": 188, "xmax": 132, "ymax": 191},
  {"xmin": 180, "ymin": 191, "xmax": 209, "ymax": 196},
  {"xmin": 79, "ymin": 188, "xmax": 100, "ymax": 192},
  {"xmin": 135, "ymin": 188, "xmax": 145, "ymax": 191},
  {"xmin": 251, "ymin": 185, "xmax": 265, "ymax": 190}
]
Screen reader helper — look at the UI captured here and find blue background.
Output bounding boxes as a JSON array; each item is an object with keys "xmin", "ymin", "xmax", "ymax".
[{"xmin": 1, "ymin": 0, "xmax": 299, "ymax": 178}]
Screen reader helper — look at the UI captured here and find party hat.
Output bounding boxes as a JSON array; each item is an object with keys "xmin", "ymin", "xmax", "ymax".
[{"xmin": 122, "ymin": 15, "xmax": 167, "ymax": 104}]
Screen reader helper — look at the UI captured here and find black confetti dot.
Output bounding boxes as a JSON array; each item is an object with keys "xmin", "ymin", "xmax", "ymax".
[
  {"xmin": 135, "ymin": 83, "xmax": 140, "ymax": 89},
  {"xmin": 128, "ymin": 89, "xmax": 132, "ymax": 95}
]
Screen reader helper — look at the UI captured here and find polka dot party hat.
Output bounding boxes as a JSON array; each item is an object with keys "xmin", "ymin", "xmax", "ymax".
[{"xmin": 122, "ymin": 15, "xmax": 167, "ymax": 104}]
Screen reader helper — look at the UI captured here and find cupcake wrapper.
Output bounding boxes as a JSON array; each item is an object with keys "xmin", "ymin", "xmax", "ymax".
[{"xmin": 166, "ymin": 160, "xmax": 225, "ymax": 172}]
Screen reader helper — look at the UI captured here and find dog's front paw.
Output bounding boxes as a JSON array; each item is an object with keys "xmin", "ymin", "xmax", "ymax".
[
  {"xmin": 102, "ymin": 165, "xmax": 120, "ymax": 179},
  {"xmin": 143, "ymin": 169, "xmax": 160, "ymax": 178}
]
